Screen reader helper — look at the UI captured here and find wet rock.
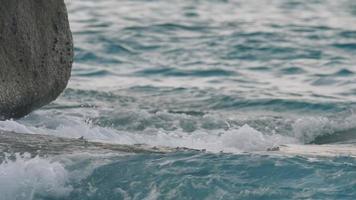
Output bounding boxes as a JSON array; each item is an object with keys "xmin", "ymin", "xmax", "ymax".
[
  {"xmin": 0, "ymin": 131, "xmax": 177, "ymax": 157},
  {"xmin": 0, "ymin": 0, "xmax": 73, "ymax": 119}
]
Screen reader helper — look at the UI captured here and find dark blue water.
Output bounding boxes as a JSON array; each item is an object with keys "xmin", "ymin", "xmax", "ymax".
[{"xmin": 1, "ymin": 0, "xmax": 356, "ymax": 199}]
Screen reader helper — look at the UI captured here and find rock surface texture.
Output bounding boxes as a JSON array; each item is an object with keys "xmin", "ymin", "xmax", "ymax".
[
  {"xmin": 0, "ymin": 131, "xmax": 176, "ymax": 157},
  {"xmin": 0, "ymin": 0, "xmax": 73, "ymax": 119}
]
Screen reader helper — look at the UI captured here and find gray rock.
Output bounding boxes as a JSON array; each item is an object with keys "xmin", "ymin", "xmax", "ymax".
[
  {"xmin": 0, "ymin": 131, "xmax": 176, "ymax": 157},
  {"xmin": 0, "ymin": 0, "xmax": 73, "ymax": 119}
]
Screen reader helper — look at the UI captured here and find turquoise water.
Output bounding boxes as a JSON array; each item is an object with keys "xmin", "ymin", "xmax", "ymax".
[{"xmin": 1, "ymin": 0, "xmax": 356, "ymax": 199}]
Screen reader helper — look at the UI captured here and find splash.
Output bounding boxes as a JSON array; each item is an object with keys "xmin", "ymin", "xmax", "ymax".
[
  {"xmin": 0, "ymin": 117, "xmax": 297, "ymax": 153},
  {"xmin": 2, "ymin": 112, "xmax": 356, "ymax": 153},
  {"xmin": 0, "ymin": 154, "xmax": 72, "ymax": 200}
]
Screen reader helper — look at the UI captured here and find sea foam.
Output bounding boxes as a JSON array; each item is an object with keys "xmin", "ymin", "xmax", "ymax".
[
  {"xmin": 0, "ymin": 154, "xmax": 72, "ymax": 200},
  {"xmin": 0, "ymin": 116, "xmax": 297, "ymax": 153},
  {"xmin": 1, "ymin": 111, "xmax": 356, "ymax": 153}
]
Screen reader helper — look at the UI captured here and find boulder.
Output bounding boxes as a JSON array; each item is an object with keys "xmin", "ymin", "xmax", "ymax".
[{"xmin": 0, "ymin": 0, "xmax": 73, "ymax": 119}]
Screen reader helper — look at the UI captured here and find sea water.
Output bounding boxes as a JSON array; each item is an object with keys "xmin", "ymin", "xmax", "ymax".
[{"xmin": 1, "ymin": 0, "xmax": 356, "ymax": 199}]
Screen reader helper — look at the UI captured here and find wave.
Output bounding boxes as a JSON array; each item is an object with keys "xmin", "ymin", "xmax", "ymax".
[
  {"xmin": 134, "ymin": 68, "xmax": 237, "ymax": 77},
  {"xmin": 1, "ymin": 111, "xmax": 356, "ymax": 154},
  {"xmin": 310, "ymin": 128, "xmax": 356, "ymax": 144},
  {"xmin": 123, "ymin": 23, "xmax": 210, "ymax": 33},
  {"xmin": 0, "ymin": 154, "xmax": 71, "ymax": 200},
  {"xmin": 291, "ymin": 114, "xmax": 356, "ymax": 144},
  {"xmin": 0, "ymin": 118, "xmax": 296, "ymax": 154}
]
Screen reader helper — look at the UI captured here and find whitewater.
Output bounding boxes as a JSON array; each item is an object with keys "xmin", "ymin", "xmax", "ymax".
[{"xmin": 1, "ymin": 0, "xmax": 356, "ymax": 199}]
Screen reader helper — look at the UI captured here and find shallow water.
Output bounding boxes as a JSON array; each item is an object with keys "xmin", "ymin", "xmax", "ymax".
[{"xmin": 1, "ymin": 0, "xmax": 356, "ymax": 199}]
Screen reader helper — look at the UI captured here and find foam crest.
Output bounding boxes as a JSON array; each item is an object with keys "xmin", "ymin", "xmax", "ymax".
[
  {"xmin": 291, "ymin": 114, "xmax": 356, "ymax": 143},
  {"xmin": 0, "ymin": 120, "xmax": 34, "ymax": 134},
  {"xmin": 119, "ymin": 125, "xmax": 298, "ymax": 153},
  {"xmin": 221, "ymin": 125, "xmax": 297, "ymax": 152},
  {"xmin": 0, "ymin": 118, "xmax": 297, "ymax": 153},
  {"xmin": 0, "ymin": 154, "xmax": 72, "ymax": 200},
  {"xmin": 3, "ymin": 112, "xmax": 356, "ymax": 153},
  {"xmin": 292, "ymin": 116, "xmax": 332, "ymax": 143}
]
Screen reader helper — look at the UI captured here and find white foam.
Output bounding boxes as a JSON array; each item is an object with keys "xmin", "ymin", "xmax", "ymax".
[
  {"xmin": 117, "ymin": 124, "xmax": 298, "ymax": 153},
  {"xmin": 292, "ymin": 116, "xmax": 332, "ymax": 143},
  {"xmin": 4, "ymin": 111, "xmax": 355, "ymax": 153},
  {"xmin": 0, "ymin": 116, "xmax": 298, "ymax": 153},
  {"xmin": 291, "ymin": 114, "xmax": 356, "ymax": 143},
  {"xmin": 0, "ymin": 154, "xmax": 72, "ymax": 200},
  {"xmin": 221, "ymin": 124, "xmax": 297, "ymax": 152},
  {"xmin": 9, "ymin": 110, "xmax": 355, "ymax": 153},
  {"xmin": 0, "ymin": 120, "xmax": 34, "ymax": 134}
]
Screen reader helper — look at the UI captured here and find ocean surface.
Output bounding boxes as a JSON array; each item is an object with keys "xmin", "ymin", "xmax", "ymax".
[{"xmin": 1, "ymin": 0, "xmax": 356, "ymax": 199}]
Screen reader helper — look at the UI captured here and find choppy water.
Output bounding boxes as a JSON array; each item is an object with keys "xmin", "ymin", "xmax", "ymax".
[{"xmin": 1, "ymin": 0, "xmax": 356, "ymax": 199}]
